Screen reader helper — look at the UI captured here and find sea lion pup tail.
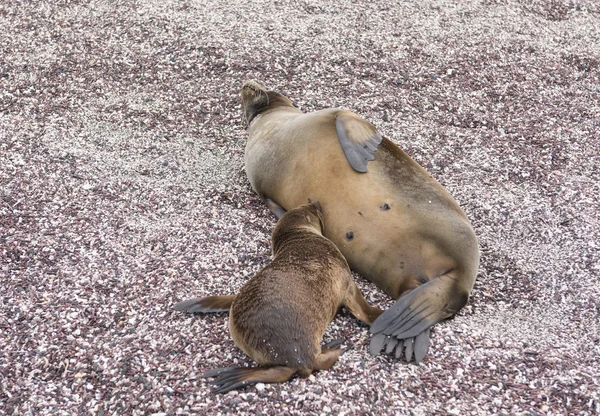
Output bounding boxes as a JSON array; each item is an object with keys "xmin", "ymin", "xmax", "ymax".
[{"xmin": 203, "ymin": 340, "xmax": 344, "ymax": 394}]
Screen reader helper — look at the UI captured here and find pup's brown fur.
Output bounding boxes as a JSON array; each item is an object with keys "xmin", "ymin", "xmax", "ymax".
[{"xmin": 175, "ymin": 202, "xmax": 382, "ymax": 393}]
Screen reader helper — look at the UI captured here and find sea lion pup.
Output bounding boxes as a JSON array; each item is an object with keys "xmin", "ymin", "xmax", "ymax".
[
  {"xmin": 175, "ymin": 202, "xmax": 383, "ymax": 393},
  {"xmin": 241, "ymin": 80, "xmax": 480, "ymax": 363}
]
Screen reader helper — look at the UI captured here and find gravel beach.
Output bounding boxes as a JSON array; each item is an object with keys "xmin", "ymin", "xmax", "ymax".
[{"xmin": 1, "ymin": 0, "xmax": 599, "ymax": 414}]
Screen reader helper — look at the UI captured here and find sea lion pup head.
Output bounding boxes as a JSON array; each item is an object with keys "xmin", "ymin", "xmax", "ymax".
[
  {"xmin": 241, "ymin": 80, "xmax": 296, "ymax": 125},
  {"xmin": 271, "ymin": 201, "xmax": 324, "ymax": 253}
]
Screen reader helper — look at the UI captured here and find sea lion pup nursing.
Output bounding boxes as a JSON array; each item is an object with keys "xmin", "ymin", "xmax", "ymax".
[
  {"xmin": 241, "ymin": 80, "xmax": 480, "ymax": 363},
  {"xmin": 175, "ymin": 202, "xmax": 383, "ymax": 393}
]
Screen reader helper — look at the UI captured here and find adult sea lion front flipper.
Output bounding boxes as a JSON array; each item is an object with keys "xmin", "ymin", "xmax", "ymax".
[
  {"xmin": 174, "ymin": 295, "xmax": 236, "ymax": 313},
  {"xmin": 265, "ymin": 198, "xmax": 287, "ymax": 219},
  {"xmin": 335, "ymin": 111, "xmax": 382, "ymax": 173}
]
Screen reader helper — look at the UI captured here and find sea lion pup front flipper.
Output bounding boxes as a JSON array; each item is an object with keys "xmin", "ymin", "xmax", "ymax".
[
  {"xmin": 335, "ymin": 110, "xmax": 383, "ymax": 173},
  {"xmin": 369, "ymin": 273, "xmax": 469, "ymax": 363},
  {"xmin": 174, "ymin": 295, "xmax": 236, "ymax": 313},
  {"xmin": 342, "ymin": 280, "xmax": 384, "ymax": 325}
]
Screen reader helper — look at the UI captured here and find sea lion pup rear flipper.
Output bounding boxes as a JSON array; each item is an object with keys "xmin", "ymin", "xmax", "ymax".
[
  {"xmin": 174, "ymin": 295, "xmax": 236, "ymax": 313},
  {"xmin": 265, "ymin": 197, "xmax": 287, "ymax": 219},
  {"xmin": 335, "ymin": 110, "xmax": 383, "ymax": 173},
  {"xmin": 203, "ymin": 366, "xmax": 296, "ymax": 394},
  {"xmin": 369, "ymin": 274, "xmax": 469, "ymax": 363},
  {"xmin": 342, "ymin": 281, "xmax": 384, "ymax": 325}
]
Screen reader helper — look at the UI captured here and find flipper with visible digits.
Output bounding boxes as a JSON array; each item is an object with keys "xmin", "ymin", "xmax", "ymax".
[
  {"xmin": 369, "ymin": 274, "xmax": 469, "ymax": 363},
  {"xmin": 335, "ymin": 110, "xmax": 382, "ymax": 173},
  {"xmin": 370, "ymin": 329, "xmax": 430, "ymax": 363}
]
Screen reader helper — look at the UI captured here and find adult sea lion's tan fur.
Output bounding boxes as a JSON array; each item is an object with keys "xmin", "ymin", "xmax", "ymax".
[
  {"xmin": 241, "ymin": 80, "xmax": 480, "ymax": 362},
  {"xmin": 175, "ymin": 202, "xmax": 383, "ymax": 393}
]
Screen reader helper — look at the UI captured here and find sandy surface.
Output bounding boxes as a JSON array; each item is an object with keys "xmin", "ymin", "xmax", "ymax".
[{"xmin": 1, "ymin": 0, "xmax": 599, "ymax": 415}]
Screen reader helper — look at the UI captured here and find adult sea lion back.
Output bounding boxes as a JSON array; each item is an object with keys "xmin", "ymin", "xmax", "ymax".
[{"xmin": 241, "ymin": 80, "xmax": 480, "ymax": 363}]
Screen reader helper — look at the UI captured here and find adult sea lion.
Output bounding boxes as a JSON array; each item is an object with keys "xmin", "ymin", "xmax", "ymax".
[
  {"xmin": 241, "ymin": 80, "xmax": 480, "ymax": 363},
  {"xmin": 175, "ymin": 202, "xmax": 383, "ymax": 393}
]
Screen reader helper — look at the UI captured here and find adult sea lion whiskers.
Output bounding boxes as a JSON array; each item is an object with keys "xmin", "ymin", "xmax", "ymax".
[
  {"xmin": 241, "ymin": 80, "xmax": 480, "ymax": 363},
  {"xmin": 175, "ymin": 202, "xmax": 383, "ymax": 393}
]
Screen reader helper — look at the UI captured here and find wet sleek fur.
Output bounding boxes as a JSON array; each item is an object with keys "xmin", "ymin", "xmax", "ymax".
[
  {"xmin": 241, "ymin": 80, "xmax": 480, "ymax": 362},
  {"xmin": 175, "ymin": 202, "xmax": 383, "ymax": 393}
]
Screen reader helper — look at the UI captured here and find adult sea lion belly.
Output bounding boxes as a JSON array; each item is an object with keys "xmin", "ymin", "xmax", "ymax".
[{"xmin": 246, "ymin": 110, "xmax": 473, "ymax": 299}]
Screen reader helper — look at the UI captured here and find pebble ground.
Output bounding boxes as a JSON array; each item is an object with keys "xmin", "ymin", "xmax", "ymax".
[{"xmin": 1, "ymin": 0, "xmax": 599, "ymax": 415}]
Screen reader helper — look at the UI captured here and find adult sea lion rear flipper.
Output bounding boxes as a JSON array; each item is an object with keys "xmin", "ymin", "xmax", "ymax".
[
  {"xmin": 335, "ymin": 110, "xmax": 382, "ymax": 173},
  {"xmin": 203, "ymin": 366, "xmax": 296, "ymax": 394},
  {"xmin": 174, "ymin": 295, "xmax": 236, "ymax": 313},
  {"xmin": 369, "ymin": 275, "xmax": 469, "ymax": 363},
  {"xmin": 265, "ymin": 198, "xmax": 287, "ymax": 219}
]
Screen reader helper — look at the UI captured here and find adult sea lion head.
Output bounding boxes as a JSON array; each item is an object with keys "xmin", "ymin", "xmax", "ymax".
[{"xmin": 241, "ymin": 80, "xmax": 295, "ymax": 125}]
